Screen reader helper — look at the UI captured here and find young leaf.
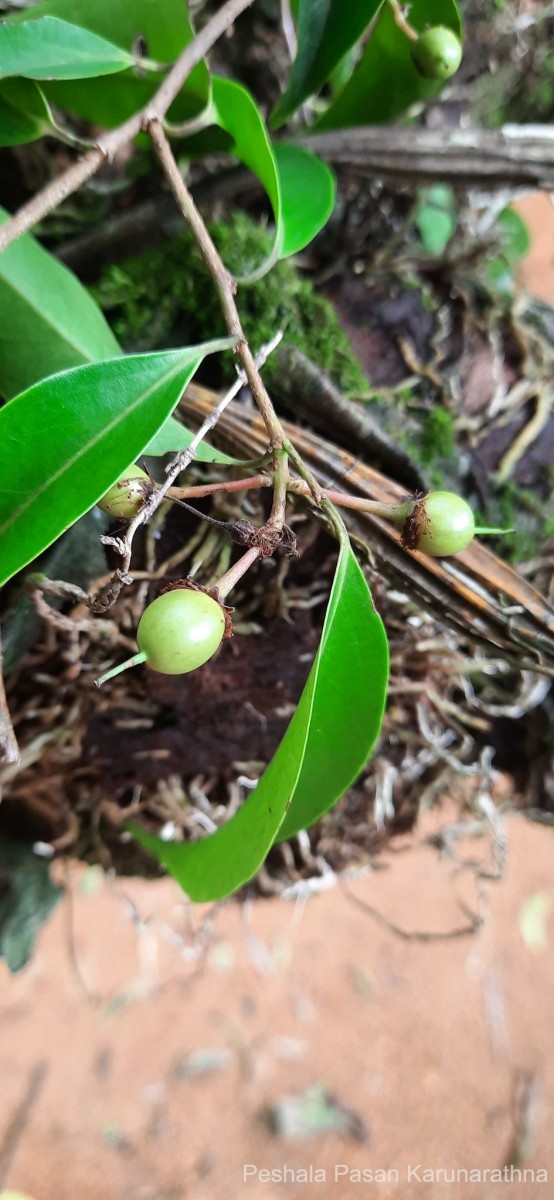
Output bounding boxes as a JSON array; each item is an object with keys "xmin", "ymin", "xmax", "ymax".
[
  {"xmin": 0, "ymin": 17, "xmax": 134, "ymax": 81},
  {"xmin": 11, "ymin": 0, "xmax": 208, "ymax": 129},
  {"xmin": 275, "ymin": 143, "xmax": 336, "ymax": 258},
  {"xmin": 0, "ymin": 341, "xmax": 234, "ymax": 588},
  {"xmin": 271, "ymin": 0, "xmax": 384, "ymax": 127},
  {"xmin": 131, "ymin": 523, "xmax": 388, "ymax": 900},
  {"xmin": 316, "ymin": 0, "xmax": 462, "ymax": 129},
  {"xmin": 193, "ymin": 79, "xmax": 335, "ymax": 275},
  {"xmin": 143, "ymin": 415, "xmax": 245, "ymax": 465},
  {"xmin": 0, "ymin": 78, "xmax": 53, "ymax": 146},
  {"xmin": 415, "ymin": 184, "xmax": 457, "ymax": 255},
  {"xmin": 0, "ymin": 206, "xmax": 121, "ymax": 399}
]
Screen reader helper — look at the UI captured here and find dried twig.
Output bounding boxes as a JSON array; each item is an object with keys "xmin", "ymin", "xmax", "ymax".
[
  {"xmin": 91, "ymin": 333, "xmax": 282, "ymax": 612},
  {"xmin": 146, "ymin": 119, "xmax": 324, "ymax": 508},
  {"xmin": 296, "ymin": 124, "xmax": 554, "ymax": 191},
  {"xmin": 0, "ymin": 631, "xmax": 19, "ymax": 765},
  {"xmin": 0, "ymin": 0, "xmax": 256, "ymax": 252}
]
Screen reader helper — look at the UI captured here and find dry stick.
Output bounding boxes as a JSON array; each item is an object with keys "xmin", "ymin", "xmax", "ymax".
[
  {"xmin": 0, "ymin": 632, "xmax": 19, "ymax": 765},
  {"xmin": 0, "ymin": 0, "xmax": 256, "ymax": 253},
  {"xmin": 387, "ymin": 0, "xmax": 418, "ymax": 41},
  {"xmin": 146, "ymin": 119, "xmax": 324, "ymax": 505},
  {"xmin": 91, "ymin": 333, "xmax": 283, "ymax": 612},
  {"xmin": 147, "ymin": 119, "xmax": 283, "ymax": 449}
]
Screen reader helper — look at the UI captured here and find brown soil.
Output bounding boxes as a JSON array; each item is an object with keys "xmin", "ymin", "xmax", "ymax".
[
  {"xmin": 1, "ymin": 806, "xmax": 553, "ymax": 1200},
  {"xmin": 0, "ymin": 197, "xmax": 553, "ymax": 1200}
]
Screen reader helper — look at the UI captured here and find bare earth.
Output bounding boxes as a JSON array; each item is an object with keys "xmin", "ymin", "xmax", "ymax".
[{"xmin": 0, "ymin": 195, "xmax": 553, "ymax": 1200}]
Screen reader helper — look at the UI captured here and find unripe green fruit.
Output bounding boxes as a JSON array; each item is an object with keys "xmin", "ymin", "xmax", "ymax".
[
  {"xmin": 411, "ymin": 27, "xmax": 462, "ymax": 81},
  {"xmin": 411, "ymin": 491, "xmax": 475, "ymax": 557},
  {"xmin": 137, "ymin": 588, "xmax": 225, "ymax": 674},
  {"xmin": 98, "ymin": 465, "xmax": 150, "ymax": 518}
]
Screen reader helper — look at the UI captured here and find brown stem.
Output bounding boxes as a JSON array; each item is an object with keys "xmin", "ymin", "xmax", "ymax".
[
  {"xmin": 215, "ymin": 546, "xmax": 262, "ymax": 600},
  {"xmin": 147, "ymin": 118, "xmax": 286, "ymax": 452},
  {"xmin": 0, "ymin": 0, "xmax": 255, "ymax": 253},
  {"xmin": 168, "ymin": 473, "xmax": 272, "ymax": 501},
  {"xmin": 267, "ymin": 449, "xmax": 289, "ymax": 533},
  {"xmin": 387, "ymin": 0, "xmax": 418, "ymax": 41},
  {"xmin": 289, "ymin": 482, "xmax": 415, "ymax": 523},
  {"xmin": 0, "ymin": 631, "xmax": 19, "ymax": 765}
]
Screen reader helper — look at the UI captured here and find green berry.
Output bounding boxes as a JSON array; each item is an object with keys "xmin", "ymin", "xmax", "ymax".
[
  {"xmin": 137, "ymin": 588, "xmax": 225, "ymax": 675},
  {"xmin": 411, "ymin": 27, "xmax": 462, "ymax": 81},
  {"xmin": 402, "ymin": 491, "xmax": 475, "ymax": 557},
  {"xmin": 98, "ymin": 465, "xmax": 150, "ymax": 518}
]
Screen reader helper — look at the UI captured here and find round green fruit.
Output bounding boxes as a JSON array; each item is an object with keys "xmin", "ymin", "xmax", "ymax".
[
  {"xmin": 412, "ymin": 491, "xmax": 475, "ymax": 557},
  {"xmin": 137, "ymin": 588, "xmax": 225, "ymax": 675},
  {"xmin": 411, "ymin": 27, "xmax": 462, "ymax": 81},
  {"xmin": 98, "ymin": 465, "xmax": 150, "ymax": 518}
]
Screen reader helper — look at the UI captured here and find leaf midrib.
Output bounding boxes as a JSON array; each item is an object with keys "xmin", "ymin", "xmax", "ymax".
[
  {"xmin": 0, "ymin": 355, "xmax": 189, "ymax": 541},
  {"xmin": 0, "ymin": 270, "xmax": 119, "ymax": 377}
]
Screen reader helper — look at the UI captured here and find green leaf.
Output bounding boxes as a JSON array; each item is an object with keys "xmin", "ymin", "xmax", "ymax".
[
  {"xmin": 144, "ymin": 415, "xmax": 244, "ymax": 465},
  {"xmin": 12, "ymin": 0, "xmax": 208, "ymax": 128},
  {"xmin": 0, "ymin": 78, "xmax": 52, "ymax": 145},
  {"xmin": 271, "ymin": 0, "xmax": 384, "ymax": 127},
  {"xmin": 415, "ymin": 184, "xmax": 457, "ymax": 255},
  {"xmin": 485, "ymin": 207, "xmax": 532, "ymax": 295},
  {"xmin": 0, "ymin": 340, "xmax": 234, "ymax": 588},
  {"xmin": 0, "ymin": 17, "xmax": 133, "ymax": 81},
  {"xmin": 275, "ymin": 143, "xmax": 336, "ymax": 258},
  {"xmin": 0, "ymin": 206, "xmax": 121, "ymax": 399},
  {"xmin": 131, "ymin": 523, "xmax": 388, "ymax": 900},
  {"xmin": 192, "ymin": 79, "xmax": 335, "ymax": 275},
  {"xmin": 316, "ymin": 0, "xmax": 462, "ymax": 129},
  {"xmin": 277, "ymin": 530, "xmax": 388, "ymax": 840},
  {"xmin": 0, "ymin": 839, "xmax": 62, "ymax": 973}
]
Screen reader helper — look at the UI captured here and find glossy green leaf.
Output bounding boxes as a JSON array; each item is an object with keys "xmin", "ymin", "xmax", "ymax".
[
  {"xmin": 144, "ymin": 414, "xmax": 243, "ymax": 465},
  {"xmin": 485, "ymin": 207, "xmax": 532, "ymax": 295},
  {"xmin": 275, "ymin": 143, "xmax": 336, "ymax": 258},
  {"xmin": 131, "ymin": 523, "xmax": 388, "ymax": 900},
  {"xmin": 316, "ymin": 0, "xmax": 462, "ymax": 129},
  {"xmin": 186, "ymin": 78, "xmax": 335, "ymax": 276},
  {"xmin": 271, "ymin": 0, "xmax": 384, "ymax": 127},
  {"xmin": 0, "ymin": 340, "xmax": 234, "ymax": 588},
  {"xmin": 415, "ymin": 184, "xmax": 457, "ymax": 255},
  {"xmin": 0, "ymin": 78, "xmax": 52, "ymax": 145},
  {"xmin": 12, "ymin": 0, "xmax": 208, "ymax": 128},
  {"xmin": 0, "ymin": 207, "xmax": 121, "ymax": 400},
  {"xmin": 0, "ymin": 839, "xmax": 62, "ymax": 973},
  {"xmin": 0, "ymin": 17, "xmax": 133, "ymax": 81}
]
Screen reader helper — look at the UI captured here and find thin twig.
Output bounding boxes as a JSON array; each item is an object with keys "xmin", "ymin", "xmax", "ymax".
[
  {"xmin": 0, "ymin": 0, "xmax": 256, "ymax": 253},
  {"xmin": 0, "ymin": 631, "xmax": 19, "ymax": 766},
  {"xmin": 147, "ymin": 119, "xmax": 286, "ymax": 449},
  {"xmin": 0, "ymin": 1062, "xmax": 48, "ymax": 1186},
  {"xmin": 387, "ymin": 0, "xmax": 418, "ymax": 41},
  {"xmin": 340, "ymin": 880, "xmax": 485, "ymax": 942},
  {"xmin": 148, "ymin": 121, "xmax": 325, "ymax": 503},
  {"xmin": 91, "ymin": 333, "xmax": 282, "ymax": 612}
]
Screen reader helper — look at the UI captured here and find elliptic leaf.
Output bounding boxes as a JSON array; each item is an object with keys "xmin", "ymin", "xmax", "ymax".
[
  {"xmin": 144, "ymin": 415, "xmax": 245, "ymax": 465},
  {"xmin": 0, "ymin": 341, "xmax": 234, "ymax": 588},
  {"xmin": 316, "ymin": 0, "xmax": 462, "ymax": 129},
  {"xmin": 197, "ymin": 78, "xmax": 335, "ymax": 276},
  {"xmin": 0, "ymin": 206, "xmax": 121, "ymax": 400},
  {"xmin": 275, "ymin": 143, "xmax": 336, "ymax": 258},
  {"xmin": 271, "ymin": 0, "xmax": 384, "ymax": 127},
  {"xmin": 131, "ymin": 523, "xmax": 388, "ymax": 900},
  {"xmin": 0, "ymin": 17, "xmax": 133, "ymax": 81},
  {"xmin": 0, "ymin": 78, "xmax": 52, "ymax": 145},
  {"xmin": 11, "ymin": 0, "xmax": 208, "ymax": 128}
]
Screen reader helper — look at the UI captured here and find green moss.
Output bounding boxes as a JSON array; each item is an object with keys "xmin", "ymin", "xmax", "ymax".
[
  {"xmin": 474, "ymin": 479, "xmax": 550, "ymax": 564},
  {"xmin": 420, "ymin": 407, "xmax": 455, "ymax": 464},
  {"xmin": 93, "ymin": 212, "xmax": 366, "ymax": 395}
]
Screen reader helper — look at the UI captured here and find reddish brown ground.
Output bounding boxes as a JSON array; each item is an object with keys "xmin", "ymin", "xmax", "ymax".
[{"xmin": 0, "ymin": 195, "xmax": 553, "ymax": 1200}]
